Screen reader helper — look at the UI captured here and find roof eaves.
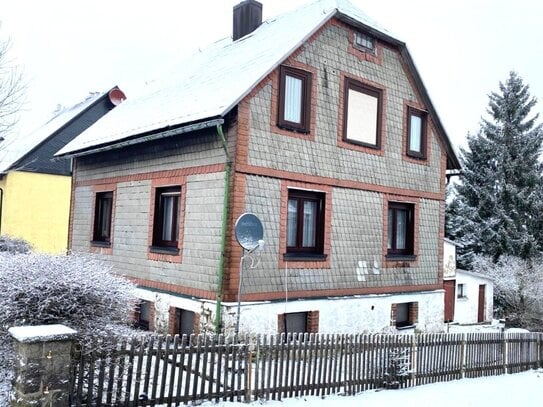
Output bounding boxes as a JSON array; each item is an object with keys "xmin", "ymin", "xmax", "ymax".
[{"xmin": 56, "ymin": 117, "xmax": 224, "ymax": 159}]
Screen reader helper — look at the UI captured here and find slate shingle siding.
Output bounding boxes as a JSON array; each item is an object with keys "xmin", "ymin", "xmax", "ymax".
[
  {"xmin": 247, "ymin": 21, "xmax": 442, "ymax": 194},
  {"xmin": 239, "ymin": 19, "xmax": 444, "ymax": 296},
  {"xmin": 72, "ymin": 130, "xmax": 230, "ymax": 295}
]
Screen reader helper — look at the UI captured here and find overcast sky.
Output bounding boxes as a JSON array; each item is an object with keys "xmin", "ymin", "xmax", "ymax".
[{"xmin": 2, "ymin": 0, "xmax": 542, "ymax": 153}]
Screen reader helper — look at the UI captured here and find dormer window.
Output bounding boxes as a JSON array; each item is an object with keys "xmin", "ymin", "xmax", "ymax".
[
  {"xmin": 278, "ymin": 66, "xmax": 312, "ymax": 133},
  {"xmin": 354, "ymin": 32, "xmax": 375, "ymax": 54}
]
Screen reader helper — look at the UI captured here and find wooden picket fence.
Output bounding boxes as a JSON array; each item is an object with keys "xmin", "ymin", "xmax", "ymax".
[{"xmin": 70, "ymin": 332, "xmax": 543, "ymax": 406}]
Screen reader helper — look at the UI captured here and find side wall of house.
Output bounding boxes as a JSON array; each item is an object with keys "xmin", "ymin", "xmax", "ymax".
[
  {"xmin": 228, "ymin": 18, "xmax": 446, "ymax": 301},
  {"xmin": 0, "ymin": 171, "xmax": 71, "ymax": 253},
  {"xmin": 71, "ymin": 127, "xmax": 233, "ymax": 299}
]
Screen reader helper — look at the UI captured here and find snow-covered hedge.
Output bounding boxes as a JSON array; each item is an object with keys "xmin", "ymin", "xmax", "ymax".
[
  {"xmin": 0, "ymin": 235, "xmax": 32, "ymax": 254},
  {"xmin": 0, "ymin": 252, "xmax": 139, "ymax": 402}
]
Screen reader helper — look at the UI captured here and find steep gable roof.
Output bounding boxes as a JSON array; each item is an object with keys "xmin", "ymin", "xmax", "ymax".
[{"xmin": 57, "ymin": 0, "xmax": 460, "ymax": 169}]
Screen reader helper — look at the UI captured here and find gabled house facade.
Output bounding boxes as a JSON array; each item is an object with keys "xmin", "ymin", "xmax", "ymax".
[
  {"xmin": 58, "ymin": 0, "xmax": 460, "ymax": 335},
  {"xmin": 0, "ymin": 88, "xmax": 125, "ymax": 253}
]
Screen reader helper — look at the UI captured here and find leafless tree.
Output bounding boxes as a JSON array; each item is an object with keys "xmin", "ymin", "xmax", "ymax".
[
  {"xmin": 0, "ymin": 34, "xmax": 25, "ymax": 141},
  {"xmin": 474, "ymin": 254, "xmax": 543, "ymax": 330}
]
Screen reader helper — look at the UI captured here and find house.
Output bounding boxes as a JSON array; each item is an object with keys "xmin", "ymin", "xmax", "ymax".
[
  {"xmin": 57, "ymin": 0, "xmax": 461, "ymax": 335},
  {"xmin": 0, "ymin": 88, "xmax": 125, "ymax": 253},
  {"xmin": 443, "ymin": 239, "xmax": 494, "ymax": 324}
]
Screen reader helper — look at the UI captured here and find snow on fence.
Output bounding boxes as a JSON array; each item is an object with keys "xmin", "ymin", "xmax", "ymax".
[{"xmin": 70, "ymin": 332, "xmax": 543, "ymax": 406}]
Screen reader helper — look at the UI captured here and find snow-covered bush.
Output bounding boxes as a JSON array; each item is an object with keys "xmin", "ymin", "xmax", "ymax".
[
  {"xmin": 474, "ymin": 255, "xmax": 543, "ymax": 330},
  {"xmin": 0, "ymin": 252, "xmax": 139, "ymax": 402},
  {"xmin": 0, "ymin": 235, "xmax": 32, "ymax": 254},
  {"xmin": 384, "ymin": 348, "xmax": 412, "ymax": 389}
]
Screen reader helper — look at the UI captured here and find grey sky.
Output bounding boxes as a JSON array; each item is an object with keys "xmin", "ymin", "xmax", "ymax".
[{"xmin": 2, "ymin": 0, "xmax": 542, "ymax": 152}]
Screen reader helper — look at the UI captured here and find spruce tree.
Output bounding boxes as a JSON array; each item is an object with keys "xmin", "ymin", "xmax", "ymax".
[{"xmin": 448, "ymin": 72, "xmax": 543, "ymax": 268}]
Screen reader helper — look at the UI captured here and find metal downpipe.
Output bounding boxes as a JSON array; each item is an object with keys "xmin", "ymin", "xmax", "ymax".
[{"xmin": 214, "ymin": 124, "xmax": 231, "ymax": 333}]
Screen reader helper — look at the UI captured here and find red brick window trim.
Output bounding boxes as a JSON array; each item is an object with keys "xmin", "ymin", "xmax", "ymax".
[
  {"xmin": 391, "ymin": 302, "xmax": 418, "ymax": 329},
  {"xmin": 382, "ymin": 195, "xmax": 420, "ymax": 268},
  {"xmin": 346, "ymin": 27, "xmax": 383, "ymax": 65},
  {"xmin": 169, "ymin": 307, "xmax": 199, "ymax": 336},
  {"xmin": 402, "ymin": 101, "xmax": 432, "ymax": 166},
  {"xmin": 406, "ymin": 106, "xmax": 428, "ymax": 159},
  {"xmin": 279, "ymin": 181, "xmax": 332, "ymax": 269},
  {"xmin": 270, "ymin": 61, "xmax": 318, "ymax": 141},
  {"xmin": 134, "ymin": 300, "xmax": 155, "ymax": 331},
  {"xmin": 338, "ymin": 73, "xmax": 386, "ymax": 156},
  {"xmin": 277, "ymin": 65, "xmax": 312, "ymax": 133},
  {"xmin": 148, "ymin": 177, "xmax": 186, "ymax": 263},
  {"xmin": 90, "ymin": 183, "xmax": 117, "ymax": 255},
  {"xmin": 278, "ymin": 310, "xmax": 319, "ymax": 334}
]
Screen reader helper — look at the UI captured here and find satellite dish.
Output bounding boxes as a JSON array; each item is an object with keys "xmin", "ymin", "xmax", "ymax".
[{"xmin": 235, "ymin": 213, "xmax": 264, "ymax": 251}]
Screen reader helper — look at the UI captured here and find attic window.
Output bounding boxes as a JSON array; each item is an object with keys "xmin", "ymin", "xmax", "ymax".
[{"xmin": 354, "ymin": 32, "xmax": 375, "ymax": 54}]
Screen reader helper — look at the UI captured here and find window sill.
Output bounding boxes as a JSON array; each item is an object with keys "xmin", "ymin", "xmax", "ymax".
[
  {"xmin": 277, "ymin": 123, "xmax": 310, "ymax": 134},
  {"xmin": 149, "ymin": 246, "xmax": 180, "ymax": 255},
  {"xmin": 343, "ymin": 138, "xmax": 380, "ymax": 150},
  {"xmin": 457, "ymin": 296, "xmax": 468, "ymax": 301},
  {"xmin": 90, "ymin": 240, "xmax": 111, "ymax": 248},
  {"xmin": 396, "ymin": 324, "xmax": 416, "ymax": 331},
  {"xmin": 406, "ymin": 152, "xmax": 427, "ymax": 161},
  {"xmin": 385, "ymin": 254, "xmax": 416, "ymax": 261},
  {"xmin": 283, "ymin": 253, "xmax": 327, "ymax": 262}
]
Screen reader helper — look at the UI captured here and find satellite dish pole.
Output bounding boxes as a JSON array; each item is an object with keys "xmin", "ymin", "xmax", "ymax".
[{"xmin": 234, "ymin": 213, "xmax": 265, "ymax": 338}]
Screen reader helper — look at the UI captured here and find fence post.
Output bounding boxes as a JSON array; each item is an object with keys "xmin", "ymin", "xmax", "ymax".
[
  {"xmin": 411, "ymin": 334, "xmax": 417, "ymax": 386},
  {"xmin": 9, "ymin": 324, "xmax": 77, "ymax": 407},
  {"xmin": 538, "ymin": 333, "xmax": 542, "ymax": 369},
  {"xmin": 503, "ymin": 333, "xmax": 508, "ymax": 374},
  {"xmin": 460, "ymin": 333, "xmax": 466, "ymax": 379}
]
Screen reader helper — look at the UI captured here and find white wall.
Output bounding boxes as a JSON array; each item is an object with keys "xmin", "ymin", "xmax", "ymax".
[
  {"xmin": 454, "ymin": 271, "xmax": 493, "ymax": 324},
  {"xmin": 230, "ymin": 290, "xmax": 445, "ymax": 334},
  {"xmin": 136, "ymin": 289, "xmax": 446, "ymax": 334}
]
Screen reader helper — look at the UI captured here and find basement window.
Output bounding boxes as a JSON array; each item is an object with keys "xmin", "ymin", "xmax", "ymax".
[{"xmin": 393, "ymin": 302, "xmax": 418, "ymax": 329}]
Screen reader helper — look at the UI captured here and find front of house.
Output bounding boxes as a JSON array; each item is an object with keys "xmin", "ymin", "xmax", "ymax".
[{"xmin": 58, "ymin": 0, "xmax": 460, "ymax": 335}]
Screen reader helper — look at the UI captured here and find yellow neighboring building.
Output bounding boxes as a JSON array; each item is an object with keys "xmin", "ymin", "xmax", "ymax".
[
  {"xmin": 0, "ymin": 88, "xmax": 125, "ymax": 253},
  {"xmin": 0, "ymin": 171, "xmax": 71, "ymax": 253}
]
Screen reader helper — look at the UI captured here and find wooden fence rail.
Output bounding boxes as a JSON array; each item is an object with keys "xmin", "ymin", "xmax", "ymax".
[{"xmin": 70, "ymin": 332, "xmax": 543, "ymax": 406}]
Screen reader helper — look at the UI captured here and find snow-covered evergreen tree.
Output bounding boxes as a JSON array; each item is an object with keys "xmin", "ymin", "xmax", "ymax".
[{"xmin": 447, "ymin": 72, "xmax": 543, "ymax": 268}]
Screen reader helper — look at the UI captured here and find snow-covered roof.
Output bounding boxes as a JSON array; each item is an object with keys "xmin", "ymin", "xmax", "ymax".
[
  {"xmin": 55, "ymin": 0, "xmax": 459, "ymax": 169},
  {"xmin": 56, "ymin": 0, "xmax": 401, "ymax": 157},
  {"xmin": 456, "ymin": 269, "xmax": 494, "ymax": 283},
  {"xmin": 0, "ymin": 93, "xmax": 102, "ymax": 173},
  {"xmin": 8, "ymin": 324, "xmax": 77, "ymax": 343}
]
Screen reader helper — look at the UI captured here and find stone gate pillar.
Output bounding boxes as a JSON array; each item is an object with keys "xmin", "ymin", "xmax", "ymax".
[{"xmin": 9, "ymin": 324, "xmax": 77, "ymax": 407}]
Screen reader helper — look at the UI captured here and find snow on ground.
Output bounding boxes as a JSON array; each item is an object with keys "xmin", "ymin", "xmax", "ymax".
[
  {"xmin": 445, "ymin": 319, "xmax": 530, "ymax": 334},
  {"xmin": 199, "ymin": 370, "xmax": 543, "ymax": 407}
]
